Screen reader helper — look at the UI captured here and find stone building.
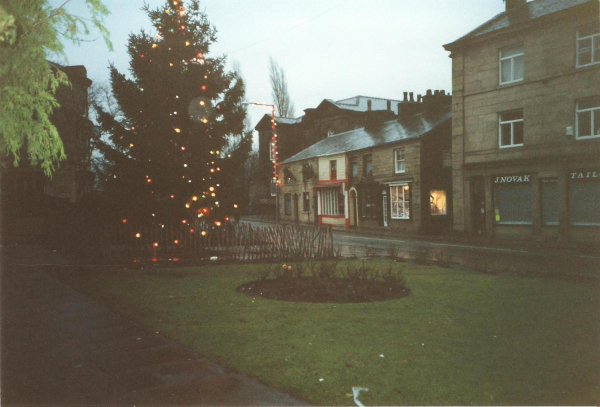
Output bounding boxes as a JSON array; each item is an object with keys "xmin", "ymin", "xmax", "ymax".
[
  {"xmin": 444, "ymin": 0, "xmax": 600, "ymax": 243},
  {"xmin": 254, "ymin": 95, "xmax": 403, "ymax": 215},
  {"xmin": 1, "ymin": 63, "xmax": 95, "ymax": 243},
  {"xmin": 278, "ymin": 91, "xmax": 453, "ymax": 234}
]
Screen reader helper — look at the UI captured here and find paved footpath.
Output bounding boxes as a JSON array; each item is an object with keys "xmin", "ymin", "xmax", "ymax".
[{"xmin": 1, "ymin": 245, "xmax": 309, "ymax": 406}]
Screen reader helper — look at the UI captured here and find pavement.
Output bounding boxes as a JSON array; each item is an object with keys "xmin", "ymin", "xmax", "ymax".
[{"xmin": 1, "ymin": 244, "xmax": 309, "ymax": 406}]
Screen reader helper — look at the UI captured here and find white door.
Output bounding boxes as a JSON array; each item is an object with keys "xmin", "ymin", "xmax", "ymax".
[{"xmin": 382, "ymin": 192, "xmax": 388, "ymax": 227}]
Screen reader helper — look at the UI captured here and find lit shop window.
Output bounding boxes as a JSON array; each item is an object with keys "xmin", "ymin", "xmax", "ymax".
[
  {"xmin": 391, "ymin": 184, "xmax": 410, "ymax": 219},
  {"xmin": 430, "ymin": 190, "xmax": 447, "ymax": 216}
]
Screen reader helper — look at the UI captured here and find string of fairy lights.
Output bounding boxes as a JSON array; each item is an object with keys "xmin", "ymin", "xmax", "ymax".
[{"xmin": 117, "ymin": 0, "xmax": 240, "ymax": 245}]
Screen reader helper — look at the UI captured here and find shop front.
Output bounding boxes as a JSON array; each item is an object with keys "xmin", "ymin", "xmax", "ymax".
[
  {"xmin": 314, "ymin": 181, "xmax": 349, "ymax": 228},
  {"xmin": 465, "ymin": 167, "xmax": 600, "ymax": 242}
]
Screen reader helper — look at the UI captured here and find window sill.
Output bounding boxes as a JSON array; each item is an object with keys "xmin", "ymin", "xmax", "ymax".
[
  {"xmin": 571, "ymin": 222, "xmax": 600, "ymax": 227},
  {"xmin": 499, "ymin": 143, "xmax": 523, "ymax": 149},
  {"xmin": 576, "ymin": 61, "xmax": 600, "ymax": 69},
  {"xmin": 390, "ymin": 217, "xmax": 411, "ymax": 220},
  {"xmin": 495, "ymin": 222, "xmax": 532, "ymax": 225},
  {"xmin": 499, "ymin": 79, "xmax": 523, "ymax": 86},
  {"xmin": 575, "ymin": 135, "xmax": 600, "ymax": 140}
]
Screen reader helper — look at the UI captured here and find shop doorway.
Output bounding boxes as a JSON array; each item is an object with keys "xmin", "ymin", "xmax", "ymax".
[
  {"xmin": 293, "ymin": 193, "xmax": 299, "ymax": 223},
  {"xmin": 471, "ymin": 177, "xmax": 486, "ymax": 235},
  {"xmin": 382, "ymin": 190, "xmax": 388, "ymax": 227},
  {"xmin": 349, "ymin": 188, "xmax": 358, "ymax": 226}
]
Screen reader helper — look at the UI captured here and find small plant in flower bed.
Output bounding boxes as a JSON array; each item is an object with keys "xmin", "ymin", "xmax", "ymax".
[{"xmin": 237, "ymin": 261, "xmax": 409, "ymax": 303}]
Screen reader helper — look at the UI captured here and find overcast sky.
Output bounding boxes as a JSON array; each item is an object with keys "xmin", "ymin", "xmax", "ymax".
[{"xmin": 51, "ymin": 0, "xmax": 506, "ymax": 131}]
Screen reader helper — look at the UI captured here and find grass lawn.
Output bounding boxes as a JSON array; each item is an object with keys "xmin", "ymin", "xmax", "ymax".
[{"xmin": 53, "ymin": 261, "xmax": 600, "ymax": 406}]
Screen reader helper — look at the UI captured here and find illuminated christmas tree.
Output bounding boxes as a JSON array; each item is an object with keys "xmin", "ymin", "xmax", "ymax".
[{"xmin": 95, "ymin": 0, "xmax": 246, "ymax": 233}]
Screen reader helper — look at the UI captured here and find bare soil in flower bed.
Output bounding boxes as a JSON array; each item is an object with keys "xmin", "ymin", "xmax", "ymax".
[{"xmin": 236, "ymin": 277, "xmax": 411, "ymax": 303}]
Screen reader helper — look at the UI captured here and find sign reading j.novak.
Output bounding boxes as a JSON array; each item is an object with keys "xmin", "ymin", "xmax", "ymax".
[{"xmin": 494, "ymin": 174, "xmax": 531, "ymax": 184}]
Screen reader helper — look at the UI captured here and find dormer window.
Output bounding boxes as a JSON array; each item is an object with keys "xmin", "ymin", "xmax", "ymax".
[
  {"xmin": 499, "ymin": 44, "xmax": 524, "ymax": 85},
  {"xmin": 327, "ymin": 128, "xmax": 335, "ymax": 137},
  {"xmin": 577, "ymin": 22, "xmax": 600, "ymax": 68}
]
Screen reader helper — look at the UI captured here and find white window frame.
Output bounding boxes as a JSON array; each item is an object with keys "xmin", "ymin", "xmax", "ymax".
[
  {"xmin": 499, "ymin": 111, "xmax": 524, "ymax": 148},
  {"xmin": 390, "ymin": 183, "xmax": 410, "ymax": 220},
  {"xmin": 320, "ymin": 188, "xmax": 340, "ymax": 216},
  {"xmin": 576, "ymin": 27, "xmax": 600, "ymax": 68},
  {"xmin": 330, "ymin": 160, "xmax": 337, "ymax": 180},
  {"xmin": 576, "ymin": 98, "xmax": 600, "ymax": 140},
  {"xmin": 394, "ymin": 148, "xmax": 405, "ymax": 174},
  {"xmin": 499, "ymin": 45, "xmax": 524, "ymax": 85}
]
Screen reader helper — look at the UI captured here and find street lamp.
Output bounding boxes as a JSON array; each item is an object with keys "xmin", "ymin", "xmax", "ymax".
[{"xmin": 243, "ymin": 102, "xmax": 279, "ymax": 223}]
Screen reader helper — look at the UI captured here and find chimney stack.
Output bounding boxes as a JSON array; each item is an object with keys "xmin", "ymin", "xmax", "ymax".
[
  {"xmin": 387, "ymin": 100, "xmax": 391, "ymax": 111},
  {"xmin": 397, "ymin": 91, "xmax": 422, "ymax": 120},
  {"xmin": 417, "ymin": 95, "xmax": 422, "ymax": 103},
  {"xmin": 505, "ymin": 0, "xmax": 527, "ymax": 12}
]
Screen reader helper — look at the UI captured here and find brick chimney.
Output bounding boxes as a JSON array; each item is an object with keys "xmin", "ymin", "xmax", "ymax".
[
  {"xmin": 505, "ymin": 0, "xmax": 527, "ymax": 12},
  {"xmin": 421, "ymin": 89, "xmax": 451, "ymax": 114},
  {"xmin": 397, "ymin": 91, "xmax": 422, "ymax": 121}
]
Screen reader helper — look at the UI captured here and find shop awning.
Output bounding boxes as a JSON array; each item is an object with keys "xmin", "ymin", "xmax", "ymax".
[{"xmin": 314, "ymin": 182, "xmax": 344, "ymax": 189}]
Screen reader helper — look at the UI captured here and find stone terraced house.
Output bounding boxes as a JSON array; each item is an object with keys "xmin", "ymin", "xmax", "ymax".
[
  {"xmin": 253, "ymin": 95, "xmax": 403, "ymax": 216},
  {"xmin": 444, "ymin": 0, "xmax": 600, "ymax": 243},
  {"xmin": 278, "ymin": 90, "xmax": 453, "ymax": 234}
]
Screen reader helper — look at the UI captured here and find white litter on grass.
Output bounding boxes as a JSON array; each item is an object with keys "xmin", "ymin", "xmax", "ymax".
[
  {"xmin": 352, "ymin": 387, "xmax": 369, "ymax": 407},
  {"xmin": 319, "ymin": 378, "xmax": 324, "ymax": 382},
  {"xmin": 210, "ymin": 256, "xmax": 218, "ymax": 261},
  {"xmin": 379, "ymin": 354, "xmax": 384, "ymax": 358}
]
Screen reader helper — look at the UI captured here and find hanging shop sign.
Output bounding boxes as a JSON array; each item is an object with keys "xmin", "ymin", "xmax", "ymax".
[{"xmin": 494, "ymin": 174, "xmax": 531, "ymax": 184}]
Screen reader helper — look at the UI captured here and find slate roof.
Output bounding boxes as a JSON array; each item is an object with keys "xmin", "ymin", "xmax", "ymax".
[
  {"xmin": 282, "ymin": 106, "xmax": 451, "ymax": 164},
  {"xmin": 332, "ymin": 96, "xmax": 403, "ymax": 113},
  {"xmin": 275, "ymin": 116, "xmax": 302, "ymax": 124},
  {"xmin": 255, "ymin": 96, "xmax": 403, "ymax": 129},
  {"xmin": 445, "ymin": 0, "xmax": 596, "ymax": 48}
]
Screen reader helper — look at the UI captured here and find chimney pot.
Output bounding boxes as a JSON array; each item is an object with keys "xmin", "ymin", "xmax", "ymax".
[
  {"xmin": 417, "ymin": 95, "xmax": 422, "ymax": 103},
  {"xmin": 367, "ymin": 99, "xmax": 372, "ymax": 111},
  {"xmin": 409, "ymin": 92, "xmax": 414, "ymax": 102},
  {"xmin": 403, "ymin": 92, "xmax": 408, "ymax": 102},
  {"xmin": 387, "ymin": 100, "xmax": 391, "ymax": 111}
]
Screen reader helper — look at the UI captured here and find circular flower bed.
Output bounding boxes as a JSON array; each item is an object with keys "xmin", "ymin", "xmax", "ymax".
[{"xmin": 237, "ymin": 276, "xmax": 410, "ymax": 303}]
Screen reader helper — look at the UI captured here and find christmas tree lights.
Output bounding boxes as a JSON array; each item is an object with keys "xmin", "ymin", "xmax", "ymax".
[{"xmin": 94, "ymin": 0, "xmax": 246, "ymax": 236}]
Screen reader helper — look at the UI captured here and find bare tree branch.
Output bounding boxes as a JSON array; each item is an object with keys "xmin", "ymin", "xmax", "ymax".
[{"xmin": 269, "ymin": 56, "xmax": 295, "ymax": 118}]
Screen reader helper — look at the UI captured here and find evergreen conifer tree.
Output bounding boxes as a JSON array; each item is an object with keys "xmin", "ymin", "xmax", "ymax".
[{"xmin": 95, "ymin": 0, "xmax": 246, "ymax": 232}]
